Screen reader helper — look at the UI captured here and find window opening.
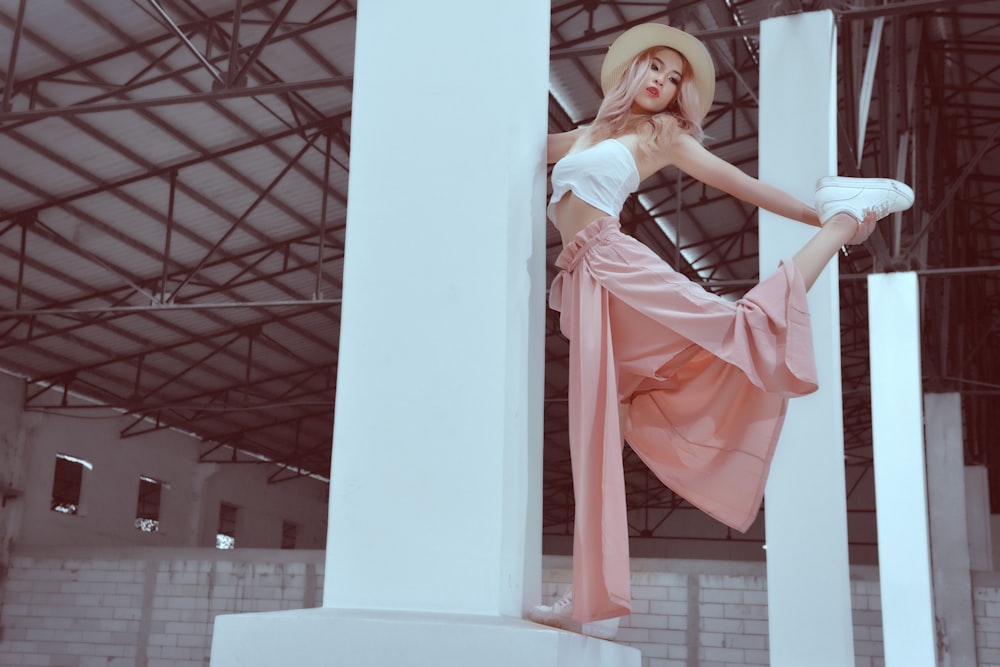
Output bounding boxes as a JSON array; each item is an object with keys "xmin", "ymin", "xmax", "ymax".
[
  {"xmin": 281, "ymin": 520, "xmax": 298, "ymax": 549},
  {"xmin": 135, "ymin": 476, "xmax": 164, "ymax": 532},
  {"xmin": 51, "ymin": 453, "xmax": 91, "ymax": 515},
  {"xmin": 217, "ymin": 502, "xmax": 238, "ymax": 549}
]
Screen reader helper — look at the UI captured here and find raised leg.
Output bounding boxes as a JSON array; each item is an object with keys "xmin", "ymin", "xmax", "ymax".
[{"xmin": 792, "ymin": 213, "xmax": 861, "ymax": 291}]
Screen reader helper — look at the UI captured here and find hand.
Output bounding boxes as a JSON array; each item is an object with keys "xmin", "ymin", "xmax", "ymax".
[{"xmin": 846, "ymin": 211, "xmax": 878, "ymax": 245}]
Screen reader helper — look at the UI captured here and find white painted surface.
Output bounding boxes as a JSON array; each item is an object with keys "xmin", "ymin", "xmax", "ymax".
[
  {"xmin": 758, "ymin": 11, "xmax": 856, "ymax": 665},
  {"xmin": 211, "ymin": 609, "xmax": 639, "ymax": 667},
  {"xmin": 868, "ymin": 272, "xmax": 937, "ymax": 666},
  {"xmin": 925, "ymin": 392, "xmax": 978, "ymax": 666},
  {"xmin": 322, "ymin": 0, "xmax": 549, "ymax": 618}
]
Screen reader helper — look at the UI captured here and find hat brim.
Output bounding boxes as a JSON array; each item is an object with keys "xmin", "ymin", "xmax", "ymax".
[{"xmin": 600, "ymin": 24, "xmax": 716, "ymax": 119}]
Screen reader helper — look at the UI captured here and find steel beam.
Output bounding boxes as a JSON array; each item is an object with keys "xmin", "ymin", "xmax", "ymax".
[
  {"xmin": 1, "ymin": 0, "xmax": 26, "ymax": 112},
  {"xmin": 0, "ymin": 299, "xmax": 341, "ymax": 319},
  {"xmin": 0, "ymin": 6, "xmax": 355, "ymax": 129},
  {"xmin": 146, "ymin": 0, "xmax": 225, "ymax": 84},
  {"xmin": 25, "ymin": 300, "xmax": 334, "ymax": 385},
  {"xmin": 0, "ymin": 77, "xmax": 347, "ymax": 123},
  {"xmin": 170, "ymin": 130, "xmax": 323, "ymax": 300},
  {"xmin": 161, "ymin": 171, "xmax": 177, "ymax": 304},
  {"xmin": 551, "ymin": 0, "xmax": 994, "ymax": 60},
  {"xmin": 226, "ymin": 0, "xmax": 245, "ymax": 87},
  {"xmin": 315, "ymin": 131, "xmax": 333, "ymax": 299},
  {"xmin": 0, "ymin": 114, "xmax": 341, "ymax": 223},
  {"xmin": 4, "ymin": 0, "xmax": 353, "ymax": 303},
  {"xmin": 0, "ymin": 237, "xmax": 343, "ymax": 353},
  {"xmin": 0, "ymin": 112, "xmax": 347, "ymax": 364},
  {"xmin": 906, "ymin": 122, "xmax": 1000, "ymax": 256},
  {"xmin": 232, "ymin": 0, "xmax": 297, "ymax": 85}
]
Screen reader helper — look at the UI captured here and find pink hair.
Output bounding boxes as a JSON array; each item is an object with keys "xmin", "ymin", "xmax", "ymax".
[{"xmin": 587, "ymin": 47, "xmax": 705, "ymax": 155}]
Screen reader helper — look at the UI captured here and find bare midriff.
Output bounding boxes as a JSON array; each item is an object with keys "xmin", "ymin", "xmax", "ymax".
[{"xmin": 552, "ymin": 192, "xmax": 615, "ymax": 247}]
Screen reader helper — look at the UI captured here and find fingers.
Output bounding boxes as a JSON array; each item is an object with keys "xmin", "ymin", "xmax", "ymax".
[{"xmin": 848, "ymin": 217, "xmax": 876, "ymax": 245}]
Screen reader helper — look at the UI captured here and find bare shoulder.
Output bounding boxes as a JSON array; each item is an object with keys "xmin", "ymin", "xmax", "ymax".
[
  {"xmin": 653, "ymin": 130, "xmax": 710, "ymax": 171},
  {"xmin": 547, "ymin": 127, "xmax": 586, "ymax": 164},
  {"xmin": 636, "ymin": 123, "xmax": 699, "ymax": 175},
  {"xmin": 659, "ymin": 128, "xmax": 701, "ymax": 161}
]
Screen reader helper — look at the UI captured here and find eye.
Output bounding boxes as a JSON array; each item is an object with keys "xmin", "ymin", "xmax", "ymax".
[
  {"xmin": 669, "ymin": 76, "xmax": 681, "ymax": 85},
  {"xmin": 651, "ymin": 63, "xmax": 660, "ymax": 71}
]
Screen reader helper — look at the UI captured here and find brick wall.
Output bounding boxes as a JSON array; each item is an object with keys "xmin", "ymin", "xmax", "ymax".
[
  {"xmin": 975, "ymin": 571, "xmax": 1000, "ymax": 666},
  {"xmin": 0, "ymin": 547, "xmax": 997, "ymax": 667},
  {"xmin": 0, "ymin": 547, "xmax": 323, "ymax": 667},
  {"xmin": 542, "ymin": 557, "xmax": 881, "ymax": 667}
]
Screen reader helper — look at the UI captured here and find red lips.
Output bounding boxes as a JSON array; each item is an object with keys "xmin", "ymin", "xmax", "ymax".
[{"xmin": 646, "ymin": 86, "xmax": 660, "ymax": 98}]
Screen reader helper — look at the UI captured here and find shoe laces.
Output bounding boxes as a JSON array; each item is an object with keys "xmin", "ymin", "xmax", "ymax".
[
  {"xmin": 867, "ymin": 201, "xmax": 890, "ymax": 218},
  {"xmin": 551, "ymin": 588, "xmax": 573, "ymax": 611}
]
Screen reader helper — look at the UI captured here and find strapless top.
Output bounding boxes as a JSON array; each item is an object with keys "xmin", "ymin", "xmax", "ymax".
[{"xmin": 547, "ymin": 139, "xmax": 640, "ymax": 221}]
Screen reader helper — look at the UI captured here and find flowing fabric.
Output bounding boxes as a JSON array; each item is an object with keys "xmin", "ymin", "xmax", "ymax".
[{"xmin": 548, "ymin": 217, "xmax": 819, "ymax": 623}]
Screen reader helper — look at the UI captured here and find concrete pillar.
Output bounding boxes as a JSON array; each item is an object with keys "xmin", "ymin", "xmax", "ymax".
[
  {"xmin": 868, "ymin": 272, "xmax": 936, "ymax": 666},
  {"xmin": 0, "ymin": 379, "xmax": 28, "ymax": 597},
  {"xmin": 758, "ymin": 11, "xmax": 855, "ymax": 665},
  {"xmin": 925, "ymin": 392, "xmax": 977, "ymax": 666},
  {"xmin": 210, "ymin": 2, "xmax": 639, "ymax": 665},
  {"xmin": 965, "ymin": 465, "xmax": 993, "ymax": 572},
  {"xmin": 319, "ymin": 0, "xmax": 547, "ymax": 618}
]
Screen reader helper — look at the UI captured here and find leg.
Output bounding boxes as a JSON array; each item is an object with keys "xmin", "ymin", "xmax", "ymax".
[{"xmin": 791, "ymin": 212, "xmax": 860, "ymax": 291}]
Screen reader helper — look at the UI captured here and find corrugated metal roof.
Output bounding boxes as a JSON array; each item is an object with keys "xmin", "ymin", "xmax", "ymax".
[{"xmin": 1, "ymin": 0, "xmax": 351, "ymax": 478}]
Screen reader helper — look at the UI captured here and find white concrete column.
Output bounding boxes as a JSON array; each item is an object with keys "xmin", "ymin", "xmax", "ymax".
[
  {"xmin": 925, "ymin": 392, "xmax": 977, "ymax": 666},
  {"xmin": 210, "ymin": 1, "xmax": 640, "ymax": 664},
  {"xmin": 966, "ymin": 465, "xmax": 993, "ymax": 572},
  {"xmin": 758, "ymin": 11, "xmax": 856, "ymax": 666},
  {"xmin": 321, "ymin": 0, "xmax": 549, "ymax": 618},
  {"xmin": 868, "ymin": 272, "xmax": 936, "ymax": 666}
]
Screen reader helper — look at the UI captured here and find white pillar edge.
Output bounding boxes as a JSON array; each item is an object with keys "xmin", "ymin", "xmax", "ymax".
[{"xmin": 868, "ymin": 272, "xmax": 937, "ymax": 666}]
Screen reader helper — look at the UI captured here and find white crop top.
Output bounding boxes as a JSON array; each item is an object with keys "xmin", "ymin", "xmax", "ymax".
[{"xmin": 547, "ymin": 138, "xmax": 641, "ymax": 221}]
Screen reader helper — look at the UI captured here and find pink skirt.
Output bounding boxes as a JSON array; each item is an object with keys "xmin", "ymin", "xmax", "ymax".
[{"xmin": 548, "ymin": 217, "xmax": 818, "ymax": 622}]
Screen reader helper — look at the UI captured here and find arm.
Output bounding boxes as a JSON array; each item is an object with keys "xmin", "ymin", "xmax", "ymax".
[
  {"xmin": 669, "ymin": 133, "xmax": 822, "ymax": 227},
  {"xmin": 547, "ymin": 128, "xmax": 585, "ymax": 164}
]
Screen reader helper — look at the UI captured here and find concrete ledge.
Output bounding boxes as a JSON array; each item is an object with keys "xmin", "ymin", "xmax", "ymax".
[
  {"xmin": 543, "ymin": 553, "xmax": 883, "ymax": 581},
  {"xmin": 210, "ymin": 608, "xmax": 641, "ymax": 667},
  {"xmin": 10, "ymin": 544, "xmax": 326, "ymax": 564}
]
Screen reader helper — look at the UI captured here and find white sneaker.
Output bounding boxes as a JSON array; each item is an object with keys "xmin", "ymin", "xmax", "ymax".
[
  {"xmin": 526, "ymin": 588, "xmax": 621, "ymax": 640},
  {"xmin": 815, "ymin": 176, "xmax": 914, "ymax": 225}
]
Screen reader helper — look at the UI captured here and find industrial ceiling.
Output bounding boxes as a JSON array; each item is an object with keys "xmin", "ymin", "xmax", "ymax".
[{"xmin": 1, "ymin": 0, "xmax": 997, "ymax": 549}]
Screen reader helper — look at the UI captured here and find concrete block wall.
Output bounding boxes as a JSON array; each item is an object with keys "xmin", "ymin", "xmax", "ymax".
[
  {"xmin": 1, "ymin": 547, "xmax": 998, "ymax": 666},
  {"xmin": 851, "ymin": 577, "xmax": 884, "ymax": 667},
  {"xmin": 975, "ymin": 571, "xmax": 1000, "ymax": 666},
  {"xmin": 542, "ymin": 557, "xmax": 881, "ymax": 667},
  {"xmin": 0, "ymin": 547, "xmax": 323, "ymax": 667}
]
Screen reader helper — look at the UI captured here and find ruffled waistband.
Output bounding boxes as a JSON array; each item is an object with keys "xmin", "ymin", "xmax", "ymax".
[{"xmin": 554, "ymin": 217, "xmax": 621, "ymax": 273}]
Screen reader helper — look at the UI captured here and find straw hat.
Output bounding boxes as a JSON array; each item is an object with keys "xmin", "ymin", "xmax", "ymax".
[{"xmin": 600, "ymin": 23, "xmax": 716, "ymax": 118}]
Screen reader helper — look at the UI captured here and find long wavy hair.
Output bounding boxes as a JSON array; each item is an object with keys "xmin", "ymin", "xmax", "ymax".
[{"xmin": 586, "ymin": 47, "xmax": 705, "ymax": 156}]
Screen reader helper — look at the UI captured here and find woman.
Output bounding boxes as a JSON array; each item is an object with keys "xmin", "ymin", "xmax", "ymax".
[{"xmin": 529, "ymin": 23, "xmax": 913, "ymax": 639}]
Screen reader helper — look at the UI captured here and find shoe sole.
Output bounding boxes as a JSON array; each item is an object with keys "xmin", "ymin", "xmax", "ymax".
[{"xmin": 526, "ymin": 610, "xmax": 618, "ymax": 640}]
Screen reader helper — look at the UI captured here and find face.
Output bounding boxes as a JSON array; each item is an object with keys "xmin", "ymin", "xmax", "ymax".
[{"xmin": 630, "ymin": 47, "xmax": 684, "ymax": 115}]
